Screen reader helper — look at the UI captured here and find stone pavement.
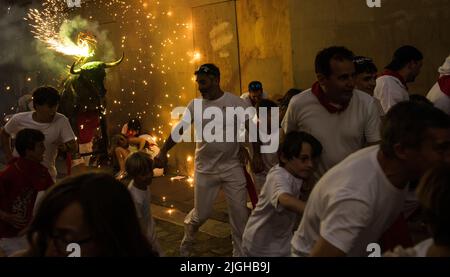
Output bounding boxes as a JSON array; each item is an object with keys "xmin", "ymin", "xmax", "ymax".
[{"xmin": 150, "ymin": 175, "xmax": 233, "ymax": 257}]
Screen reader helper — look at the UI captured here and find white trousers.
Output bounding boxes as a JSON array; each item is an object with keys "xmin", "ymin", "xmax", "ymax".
[{"xmin": 183, "ymin": 166, "xmax": 249, "ymax": 257}]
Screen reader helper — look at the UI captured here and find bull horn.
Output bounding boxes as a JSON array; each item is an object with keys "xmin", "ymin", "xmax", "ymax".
[
  {"xmin": 105, "ymin": 52, "xmax": 125, "ymax": 68},
  {"xmin": 70, "ymin": 62, "xmax": 81, "ymax": 74}
]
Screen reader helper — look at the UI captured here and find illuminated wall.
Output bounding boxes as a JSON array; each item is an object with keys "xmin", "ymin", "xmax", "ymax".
[{"xmin": 289, "ymin": 0, "xmax": 450, "ymax": 95}]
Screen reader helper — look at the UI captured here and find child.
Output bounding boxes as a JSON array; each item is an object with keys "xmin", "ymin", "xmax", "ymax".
[
  {"xmin": 0, "ymin": 129, "xmax": 53, "ymax": 255},
  {"xmin": 122, "ymin": 118, "xmax": 161, "ymax": 159},
  {"xmin": 242, "ymin": 131, "xmax": 322, "ymax": 257},
  {"xmin": 384, "ymin": 164, "xmax": 450, "ymax": 257},
  {"xmin": 111, "ymin": 134, "xmax": 163, "ymax": 179},
  {"xmin": 125, "ymin": 152, "xmax": 163, "ymax": 256}
]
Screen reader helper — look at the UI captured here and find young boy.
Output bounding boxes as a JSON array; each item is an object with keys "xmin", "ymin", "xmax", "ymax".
[
  {"xmin": 125, "ymin": 151, "xmax": 163, "ymax": 255},
  {"xmin": 0, "ymin": 129, "xmax": 53, "ymax": 255},
  {"xmin": 242, "ymin": 131, "xmax": 322, "ymax": 257}
]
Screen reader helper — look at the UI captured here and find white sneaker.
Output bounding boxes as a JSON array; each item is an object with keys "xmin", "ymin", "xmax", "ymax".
[
  {"xmin": 180, "ymin": 224, "xmax": 195, "ymax": 257},
  {"xmin": 180, "ymin": 235, "xmax": 194, "ymax": 257}
]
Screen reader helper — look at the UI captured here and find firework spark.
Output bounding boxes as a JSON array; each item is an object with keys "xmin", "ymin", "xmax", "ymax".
[{"xmin": 26, "ymin": 0, "xmax": 95, "ymax": 58}]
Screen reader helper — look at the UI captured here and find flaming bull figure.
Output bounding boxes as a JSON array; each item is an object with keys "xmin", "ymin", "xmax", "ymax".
[{"xmin": 60, "ymin": 53, "xmax": 124, "ymax": 165}]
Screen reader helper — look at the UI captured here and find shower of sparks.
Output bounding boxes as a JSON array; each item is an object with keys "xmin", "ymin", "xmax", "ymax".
[
  {"xmin": 26, "ymin": 1, "xmax": 93, "ymax": 58},
  {"xmin": 21, "ymin": 0, "xmax": 198, "ymax": 178}
]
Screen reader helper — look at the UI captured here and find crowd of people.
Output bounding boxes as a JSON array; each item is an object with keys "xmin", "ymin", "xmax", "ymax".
[{"xmin": 0, "ymin": 45, "xmax": 449, "ymax": 257}]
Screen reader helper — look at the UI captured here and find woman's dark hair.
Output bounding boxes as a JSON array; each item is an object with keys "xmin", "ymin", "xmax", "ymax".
[
  {"xmin": 32, "ymin": 86, "xmax": 60, "ymax": 108},
  {"xmin": 26, "ymin": 173, "xmax": 157, "ymax": 256},
  {"xmin": 385, "ymin": 45, "xmax": 423, "ymax": 71},
  {"xmin": 380, "ymin": 101, "xmax": 450, "ymax": 159},
  {"xmin": 279, "ymin": 131, "xmax": 323, "ymax": 166},
  {"xmin": 417, "ymin": 165, "xmax": 450, "ymax": 246},
  {"xmin": 15, "ymin": 128, "xmax": 45, "ymax": 157},
  {"xmin": 127, "ymin": 118, "xmax": 142, "ymax": 134},
  {"xmin": 278, "ymin": 88, "xmax": 303, "ymax": 108}
]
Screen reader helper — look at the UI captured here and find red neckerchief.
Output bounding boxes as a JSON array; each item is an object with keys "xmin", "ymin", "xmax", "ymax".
[
  {"xmin": 311, "ymin": 82, "xmax": 350, "ymax": 114},
  {"xmin": 380, "ymin": 70, "xmax": 408, "ymax": 90},
  {"xmin": 438, "ymin": 75, "xmax": 450, "ymax": 97}
]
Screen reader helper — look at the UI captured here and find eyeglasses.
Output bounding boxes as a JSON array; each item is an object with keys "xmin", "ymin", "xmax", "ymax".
[{"xmin": 49, "ymin": 230, "xmax": 93, "ymax": 252}]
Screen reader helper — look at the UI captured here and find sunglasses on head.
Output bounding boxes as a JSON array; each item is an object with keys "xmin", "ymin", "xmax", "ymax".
[{"xmin": 353, "ymin": 57, "xmax": 373, "ymax": 64}]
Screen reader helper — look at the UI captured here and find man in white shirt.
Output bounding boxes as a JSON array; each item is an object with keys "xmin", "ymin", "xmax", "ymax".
[
  {"xmin": 1, "ymin": 87, "xmax": 77, "ymax": 181},
  {"xmin": 291, "ymin": 101, "xmax": 450, "ymax": 257},
  {"xmin": 374, "ymin": 45, "xmax": 423, "ymax": 113},
  {"xmin": 240, "ymin": 81, "xmax": 268, "ymax": 107},
  {"xmin": 427, "ymin": 55, "xmax": 450, "ymax": 115},
  {"xmin": 155, "ymin": 64, "xmax": 251, "ymax": 257},
  {"xmin": 282, "ymin": 46, "xmax": 381, "ymax": 182}
]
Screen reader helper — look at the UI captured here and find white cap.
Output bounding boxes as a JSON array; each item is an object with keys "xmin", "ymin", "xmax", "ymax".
[{"xmin": 438, "ymin": 55, "xmax": 450, "ymax": 75}]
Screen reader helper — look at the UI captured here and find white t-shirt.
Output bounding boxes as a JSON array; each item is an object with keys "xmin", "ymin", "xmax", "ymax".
[
  {"xmin": 374, "ymin": 75, "xmax": 409, "ymax": 113},
  {"xmin": 4, "ymin": 112, "xmax": 76, "ymax": 180},
  {"xmin": 384, "ymin": 238, "xmax": 434, "ymax": 257},
  {"xmin": 427, "ymin": 81, "xmax": 450, "ymax": 115},
  {"xmin": 128, "ymin": 181, "xmax": 162, "ymax": 255},
  {"xmin": 240, "ymin": 91, "xmax": 268, "ymax": 107},
  {"xmin": 180, "ymin": 92, "xmax": 250, "ymax": 174},
  {"xmin": 291, "ymin": 146, "xmax": 407, "ymax": 257},
  {"xmin": 281, "ymin": 89, "xmax": 381, "ymax": 181},
  {"xmin": 242, "ymin": 165, "xmax": 303, "ymax": 257}
]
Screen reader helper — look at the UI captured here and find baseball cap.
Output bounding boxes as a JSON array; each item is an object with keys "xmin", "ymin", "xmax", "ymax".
[
  {"xmin": 194, "ymin": 64, "xmax": 220, "ymax": 77},
  {"xmin": 248, "ymin": 81, "xmax": 263, "ymax": 91}
]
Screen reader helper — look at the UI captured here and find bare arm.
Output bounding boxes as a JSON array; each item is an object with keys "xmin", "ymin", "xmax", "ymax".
[
  {"xmin": 278, "ymin": 193, "xmax": 306, "ymax": 214},
  {"xmin": 310, "ymin": 236, "xmax": 346, "ymax": 257},
  {"xmin": 153, "ymin": 135, "xmax": 177, "ymax": 168},
  {"xmin": 115, "ymin": 147, "xmax": 129, "ymax": 172}
]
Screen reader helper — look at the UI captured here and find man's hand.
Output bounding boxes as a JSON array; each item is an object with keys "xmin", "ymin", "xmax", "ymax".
[
  {"xmin": 0, "ymin": 212, "xmax": 27, "ymax": 229},
  {"xmin": 251, "ymin": 153, "xmax": 264, "ymax": 173},
  {"xmin": 154, "ymin": 151, "xmax": 168, "ymax": 169},
  {"xmin": 57, "ymin": 140, "xmax": 77, "ymax": 154}
]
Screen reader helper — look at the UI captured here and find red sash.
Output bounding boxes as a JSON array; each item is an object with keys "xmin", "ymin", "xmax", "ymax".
[
  {"xmin": 438, "ymin": 75, "xmax": 450, "ymax": 97},
  {"xmin": 379, "ymin": 70, "xmax": 408, "ymax": 90},
  {"xmin": 311, "ymin": 82, "xmax": 350, "ymax": 113}
]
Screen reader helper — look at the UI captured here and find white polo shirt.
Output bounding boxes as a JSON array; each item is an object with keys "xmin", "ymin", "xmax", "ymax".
[
  {"xmin": 291, "ymin": 146, "xmax": 407, "ymax": 257},
  {"xmin": 4, "ymin": 112, "xmax": 76, "ymax": 180},
  {"xmin": 427, "ymin": 79, "xmax": 450, "ymax": 115},
  {"xmin": 281, "ymin": 89, "xmax": 381, "ymax": 181},
  {"xmin": 242, "ymin": 165, "xmax": 303, "ymax": 257},
  {"xmin": 374, "ymin": 75, "xmax": 409, "ymax": 113},
  {"xmin": 181, "ymin": 92, "xmax": 250, "ymax": 174}
]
